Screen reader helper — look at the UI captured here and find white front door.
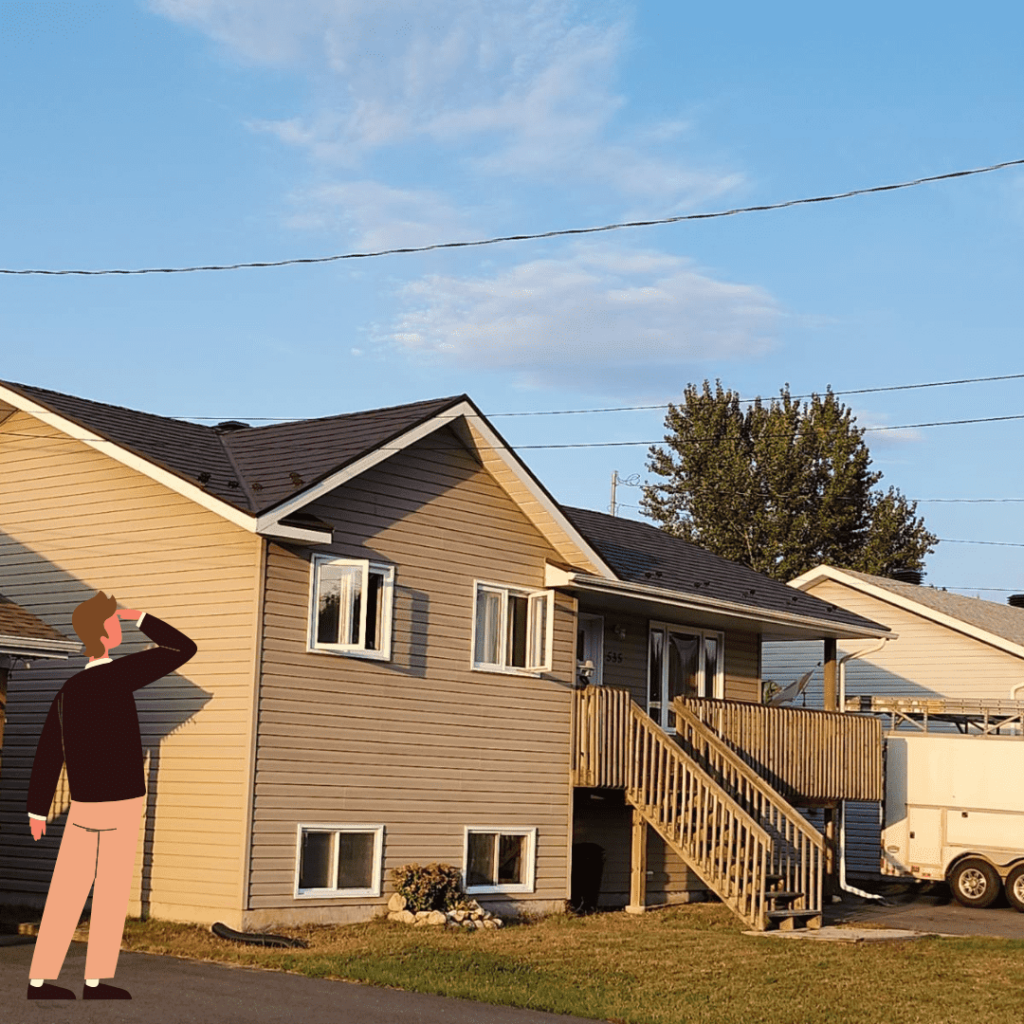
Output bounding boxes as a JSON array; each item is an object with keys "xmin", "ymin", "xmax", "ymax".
[{"xmin": 648, "ymin": 622, "xmax": 724, "ymax": 731}]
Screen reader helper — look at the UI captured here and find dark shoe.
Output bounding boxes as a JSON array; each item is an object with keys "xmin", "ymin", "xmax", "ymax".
[
  {"xmin": 83, "ymin": 981, "xmax": 131, "ymax": 999},
  {"xmin": 27, "ymin": 982, "xmax": 76, "ymax": 999}
]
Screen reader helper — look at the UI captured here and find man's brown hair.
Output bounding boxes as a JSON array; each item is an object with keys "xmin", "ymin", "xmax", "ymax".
[{"xmin": 72, "ymin": 592, "xmax": 118, "ymax": 659}]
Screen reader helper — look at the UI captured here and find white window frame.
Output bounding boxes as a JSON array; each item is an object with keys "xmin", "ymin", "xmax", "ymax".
[
  {"xmin": 294, "ymin": 823, "xmax": 384, "ymax": 899},
  {"xmin": 647, "ymin": 621, "xmax": 725, "ymax": 732},
  {"xmin": 470, "ymin": 581, "xmax": 552, "ymax": 675},
  {"xmin": 462, "ymin": 826, "xmax": 538, "ymax": 895},
  {"xmin": 308, "ymin": 554, "xmax": 395, "ymax": 660}
]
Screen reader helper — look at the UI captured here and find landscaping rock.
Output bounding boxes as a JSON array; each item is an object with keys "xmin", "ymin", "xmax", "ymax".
[
  {"xmin": 426, "ymin": 911, "xmax": 447, "ymax": 926},
  {"xmin": 387, "ymin": 893, "xmax": 407, "ymax": 912}
]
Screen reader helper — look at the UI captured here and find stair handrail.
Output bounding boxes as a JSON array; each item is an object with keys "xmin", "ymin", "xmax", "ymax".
[
  {"xmin": 627, "ymin": 701, "xmax": 771, "ymax": 845},
  {"xmin": 625, "ymin": 701, "xmax": 773, "ymax": 929},
  {"xmin": 671, "ymin": 699, "xmax": 825, "ymax": 854}
]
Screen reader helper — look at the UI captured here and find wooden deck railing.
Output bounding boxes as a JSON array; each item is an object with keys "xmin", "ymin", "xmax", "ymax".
[
  {"xmin": 677, "ymin": 697, "xmax": 883, "ymax": 804},
  {"xmin": 572, "ymin": 687, "xmax": 823, "ymax": 930}
]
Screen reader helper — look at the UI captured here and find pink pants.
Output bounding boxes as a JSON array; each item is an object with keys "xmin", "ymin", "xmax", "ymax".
[{"xmin": 30, "ymin": 796, "xmax": 145, "ymax": 981}]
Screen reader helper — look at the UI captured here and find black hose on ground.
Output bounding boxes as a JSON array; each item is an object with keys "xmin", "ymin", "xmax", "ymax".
[{"xmin": 211, "ymin": 922, "xmax": 307, "ymax": 948}]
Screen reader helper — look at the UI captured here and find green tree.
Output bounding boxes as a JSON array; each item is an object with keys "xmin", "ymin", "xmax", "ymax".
[{"xmin": 640, "ymin": 380, "xmax": 938, "ymax": 580}]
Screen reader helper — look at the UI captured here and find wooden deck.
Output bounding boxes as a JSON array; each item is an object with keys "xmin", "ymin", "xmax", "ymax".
[{"xmin": 572, "ymin": 687, "xmax": 825, "ymax": 930}]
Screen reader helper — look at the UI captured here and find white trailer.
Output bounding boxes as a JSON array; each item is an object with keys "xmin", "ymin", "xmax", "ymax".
[{"xmin": 862, "ymin": 697, "xmax": 1024, "ymax": 911}]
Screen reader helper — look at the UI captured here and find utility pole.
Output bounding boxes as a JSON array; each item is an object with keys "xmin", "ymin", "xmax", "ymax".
[{"xmin": 609, "ymin": 470, "xmax": 619, "ymax": 517}]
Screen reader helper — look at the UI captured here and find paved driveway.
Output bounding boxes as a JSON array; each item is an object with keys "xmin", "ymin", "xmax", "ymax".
[
  {"xmin": 825, "ymin": 884, "xmax": 1024, "ymax": 940},
  {"xmin": 1, "ymin": 939, "xmax": 596, "ymax": 1024}
]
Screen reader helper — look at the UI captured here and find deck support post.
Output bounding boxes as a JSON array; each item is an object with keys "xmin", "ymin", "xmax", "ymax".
[
  {"xmin": 626, "ymin": 807, "xmax": 648, "ymax": 914},
  {"xmin": 822, "ymin": 803, "xmax": 838, "ymax": 898},
  {"xmin": 823, "ymin": 638, "xmax": 838, "ymax": 712}
]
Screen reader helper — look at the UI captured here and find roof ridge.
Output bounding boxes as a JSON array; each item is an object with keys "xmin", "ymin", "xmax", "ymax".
[{"xmin": 234, "ymin": 393, "xmax": 470, "ymax": 433}]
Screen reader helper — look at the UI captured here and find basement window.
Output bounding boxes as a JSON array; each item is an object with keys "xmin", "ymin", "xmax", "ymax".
[
  {"xmin": 295, "ymin": 824, "xmax": 384, "ymax": 898},
  {"xmin": 464, "ymin": 827, "xmax": 537, "ymax": 893}
]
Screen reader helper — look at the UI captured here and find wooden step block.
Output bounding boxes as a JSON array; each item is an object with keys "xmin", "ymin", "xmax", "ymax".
[
  {"xmin": 765, "ymin": 891, "xmax": 803, "ymax": 904},
  {"xmin": 767, "ymin": 908, "xmax": 820, "ymax": 931}
]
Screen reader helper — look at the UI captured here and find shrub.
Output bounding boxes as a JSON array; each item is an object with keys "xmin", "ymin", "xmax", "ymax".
[{"xmin": 390, "ymin": 863, "xmax": 467, "ymax": 913}]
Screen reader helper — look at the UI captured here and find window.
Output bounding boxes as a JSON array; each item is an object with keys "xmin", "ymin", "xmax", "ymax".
[
  {"xmin": 295, "ymin": 824, "xmax": 384, "ymax": 898},
  {"xmin": 463, "ymin": 827, "xmax": 537, "ymax": 893},
  {"xmin": 648, "ymin": 622, "xmax": 724, "ymax": 731},
  {"xmin": 472, "ymin": 582, "xmax": 551, "ymax": 673},
  {"xmin": 310, "ymin": 555, "xmax": 395, "ymax": 659}
]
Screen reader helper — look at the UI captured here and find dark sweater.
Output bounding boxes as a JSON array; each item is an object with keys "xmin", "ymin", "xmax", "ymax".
[{"xmin": 26, "ymin": 615, "xmax": 197, "ymax": 818}]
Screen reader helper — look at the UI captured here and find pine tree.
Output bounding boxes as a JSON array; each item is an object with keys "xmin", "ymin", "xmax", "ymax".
[{"xmin": 640, "ymin": 380, "xmax": 937, "ymax": 580}]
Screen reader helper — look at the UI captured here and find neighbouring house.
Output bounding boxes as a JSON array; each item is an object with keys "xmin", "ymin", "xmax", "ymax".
[
  {"xmin": 0, "ymin": 380, "xmax": 890, "ymax": 932},
  {"xmin": 763, "ymin": 565, "xmax": 1024, "ymax": 877},
  {"xmin": 0, "ymin": 596, "xmax": 80, "ymax": 796}
]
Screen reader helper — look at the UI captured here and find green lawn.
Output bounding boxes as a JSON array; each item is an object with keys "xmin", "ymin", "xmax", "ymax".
[{"xmin": 110, "ymin": 905, "xmax": 1024, "ymax": 1024}]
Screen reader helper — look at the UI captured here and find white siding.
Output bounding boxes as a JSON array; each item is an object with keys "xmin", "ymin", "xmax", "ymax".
[{"xmin": 764, "ymin": 579, "xmax": 1024, "ymax": 876}]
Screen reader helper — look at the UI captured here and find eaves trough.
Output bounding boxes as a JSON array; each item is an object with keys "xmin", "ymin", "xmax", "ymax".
[{"xmin": 545, "ymin": 567, "xmax": 893, "ymax": 643}]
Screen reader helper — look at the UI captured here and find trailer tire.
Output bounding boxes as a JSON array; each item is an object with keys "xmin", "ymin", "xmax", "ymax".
[
  {"xmin": 1005, "ymin": 865, "xmax": 1024, "ymax": 914},
  {"xmin": 949, "ymin": 858, "xmax": 1000, "ymax": 909}
]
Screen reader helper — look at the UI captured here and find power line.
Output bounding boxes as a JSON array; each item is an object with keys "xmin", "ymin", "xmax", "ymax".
[
  {"xmin": 3, "ymin": 410, "xmax": 1024, "ymax": 453},
  {"xmin": 9, "ymin": 370, "xmax": 1022, "ymax": 424},
  {"xmin": 937, "ymin": 538, "xmax": 1024, "ymax": 548},
  {"xmin": 3, "ymin": 158, "xmax": 1023, "ymax": 277},
  {"xmin": 490, "ymin": 372, "xmax": 1024, "ymax": 417}
]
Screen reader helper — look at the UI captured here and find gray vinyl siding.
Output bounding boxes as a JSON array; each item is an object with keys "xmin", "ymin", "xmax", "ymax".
[
  {"xmin": 0, "ymin": 412, "xmax": 261, "ymax": 926},
  {"xmin": 763, "ymin": 579, "xmax": 1024, "ymax": 876},
  {"xmin": 248, "ymin": 428, "xmax": 576, "ymax": 924}
]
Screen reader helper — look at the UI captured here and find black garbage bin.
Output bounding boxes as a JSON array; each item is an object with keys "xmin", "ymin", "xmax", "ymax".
[{"xmin": 570, "ymin": 842, "xmax": 605, "ymax": 913}]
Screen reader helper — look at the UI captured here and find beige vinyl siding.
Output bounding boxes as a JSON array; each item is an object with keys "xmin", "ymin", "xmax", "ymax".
[
  {"xmin": 461, "ymin": 418, "xmax": 606, "ymax": 577},
  {"xmin": 574, "ymin": 610, "xmax": 762, "ymax": 898},
  {"xmin": 580, "ymin": 607, "xmax": 763, "ymax": 708},
  {"xmin": 0, "ymin": 413, "xmax": 260, "ymax": 927},
  {"xmin": 723, "ymin": 630, "xmax": 761, "ymax": 702},
  {"xmin": 248, "ymin": 428, "xmax": 575, "ymax": 926}
]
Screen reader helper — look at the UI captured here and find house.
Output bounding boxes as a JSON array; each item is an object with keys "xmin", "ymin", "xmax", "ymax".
[
  {"xmin": 0, "ymin": 380, "xmax": 889, "ymax": 931},
  {"xmin": 763, "ymin": 565, "xmax": 1024, "ymax": 877},
  {"xmin": 0, "ymin": 596, "xmax": 80, "ymax": 791}
]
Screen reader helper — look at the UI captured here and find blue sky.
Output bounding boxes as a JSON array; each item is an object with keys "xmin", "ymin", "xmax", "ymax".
[{"xmin": 2, "ymin": 0, "xmax": 1023, "ymax": 598}]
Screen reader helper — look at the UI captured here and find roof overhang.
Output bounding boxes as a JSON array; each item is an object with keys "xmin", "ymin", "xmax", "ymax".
[
  {"xmin": 547, "ymin": 566, "xmax": 892, "ymax": 641},
  {"xmin": 0, "ymin": 635, "xmax": 80, "ymax": 661},
  {"xmin": 789, "ymin": 564, "xmax": 1024, "ymax": 659}
]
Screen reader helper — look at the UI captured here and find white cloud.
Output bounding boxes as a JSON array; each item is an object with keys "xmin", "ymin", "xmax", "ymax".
[
  {"xmin": 379, "ymin": 243, "xmax": 780, "ymax": 392},
  {"xmin": 282, "ymin": 179, "xmax": 478, "ymax": 251},
  {"xmin": 152, "ymin": 0, "xmax": 742, "ymax": 206}
]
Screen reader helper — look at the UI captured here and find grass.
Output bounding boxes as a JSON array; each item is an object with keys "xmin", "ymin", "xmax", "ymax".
[{"xmin": 84, "ymin": 904, "xmax": 1022, "ymax": 1024}]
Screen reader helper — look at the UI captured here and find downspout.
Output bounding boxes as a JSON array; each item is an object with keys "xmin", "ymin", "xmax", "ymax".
[{"xmin": 838, "ymin": 638, "xmax": 889, "ymax": 901}]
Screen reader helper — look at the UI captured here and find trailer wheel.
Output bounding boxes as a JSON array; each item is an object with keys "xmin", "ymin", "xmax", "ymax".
[
  {"xmin": 1005, "ymin": 865, "xmax": 1024, "ymax": 914},
  {"xmin": 949, "ymin": 858, "xmax": 1001, "ymax": 909}
]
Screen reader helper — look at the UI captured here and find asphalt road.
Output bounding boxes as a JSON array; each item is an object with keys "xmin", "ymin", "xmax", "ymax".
[
  {"xmin": 824, "ymin": 884, "xmax": 1024, "ymax": 940},
  {"xmin": 1, "ymin": 939, "xmax": 596, "ymax": 1024}
]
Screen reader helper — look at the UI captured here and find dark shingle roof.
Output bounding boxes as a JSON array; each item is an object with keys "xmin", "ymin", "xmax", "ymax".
[
  {"xmin": 560, "ymin": 506, "xmax": 888, "ymax": 634},
  {"xmin": 827, "ymin": 568, "xmax": 1024, "ymax": 649},
  {"xmin": 1, "ymin": 381, "xmax": 465, "ymax": 516},
  {"xmin": 0, "ymin": 594, "xmax": 74, "ymax": 645}
]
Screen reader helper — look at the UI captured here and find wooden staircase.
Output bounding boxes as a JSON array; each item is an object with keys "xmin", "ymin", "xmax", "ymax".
[{"xmin": 574, "ymin": 688, "xmax": 824, "ymax": 931}]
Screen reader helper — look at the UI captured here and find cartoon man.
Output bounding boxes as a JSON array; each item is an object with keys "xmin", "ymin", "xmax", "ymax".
[{"xmin": 25, "ymin": 592, "xmax": 197, "ymax": 1000}]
